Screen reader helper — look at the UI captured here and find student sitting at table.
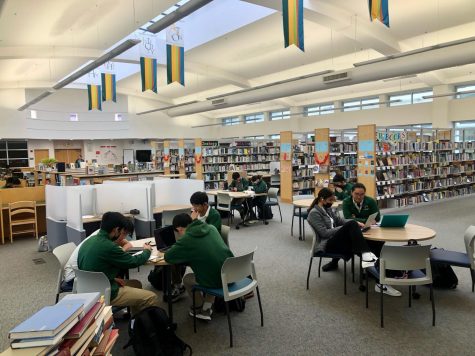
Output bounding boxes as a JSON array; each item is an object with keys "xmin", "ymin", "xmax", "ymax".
[
  {"xmin": 78, "ymin": 212, "xmax": 161, "ymax": 316},
  {"xmin": 249, "ymin": 175, "xmax": 268, "ymax": 220},
  {"xmin": 332, "ymin": 173, "xmax": 353, "ymax": 200},
  {"xmin": 229, "ymin": 172, "xmax": 250, "ymax": 219},
  {"xmin": 61, "ymin": 218, "xmax": 134, "ymax": 292},
  {"xmin": 190, "ymin": 191, "xmax": 222, "ymax": 232},
  {"xmin": 307, "ymin": 188, "xmax": 401, "ymax": 297},
  {"xmin": 165, "ymin": 213, "xmax": 233, "ymax": 321}
]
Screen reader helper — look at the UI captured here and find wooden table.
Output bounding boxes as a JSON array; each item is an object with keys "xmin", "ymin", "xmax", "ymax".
[
  {"xmin": 363, "ymin": 223, "xmax": 436, "ymax": 244},
  {"xmin": 153, "ymin": 204, "xmax": 191, "ymax": 214}
]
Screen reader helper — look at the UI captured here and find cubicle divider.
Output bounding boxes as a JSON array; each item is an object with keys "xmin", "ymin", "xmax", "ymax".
[
  {"xmin": 66, "ymin": 186, "xmax": 96, "ymax": 245},
  {"xmin": 154, "ymin": 179, "xmax": 204, "ymax": 206},
  {"xmin": 45, "ymin": 185, "xmax": 68, "ymax": 249}
]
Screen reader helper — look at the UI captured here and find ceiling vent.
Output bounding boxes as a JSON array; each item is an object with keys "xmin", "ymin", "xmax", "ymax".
[
  {"xmin": 323, "ymin": 72, "xmax": 350, "ymax": 84},
  {"xmin": 211, "ymin": 98, "xmax": 226, "ymax": 106}
]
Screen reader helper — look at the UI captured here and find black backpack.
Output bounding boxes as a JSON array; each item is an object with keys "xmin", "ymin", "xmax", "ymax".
[
  {"xmin": 124, "ymin": 306, "xmax": 192, "ymax": 356},
  {"xmin": 259, "ymin": 205, "xmax": 273, "ymax": 220},
  {"xmin": 148, "ymin": 266, "xmax": 164, "ymax": 291},
  {"xmin": 213, "ymin": 296, "xmax": 246, "ymax": 313},
  {"xmin": 431, "ymin": 262, "xmax": 458, "ymax": 289}
]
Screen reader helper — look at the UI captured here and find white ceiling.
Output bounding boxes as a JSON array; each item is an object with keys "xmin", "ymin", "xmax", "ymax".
[{"xmin": 1, "ymin": 0, "xmax": 475, "ymax": 119}]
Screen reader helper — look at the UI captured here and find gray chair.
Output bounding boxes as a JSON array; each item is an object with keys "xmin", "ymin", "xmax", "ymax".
[
  {"xmin": 291, "ymin": 194, "xmax": 314, "ymax": 237},
  {"xmin": 162, "ymin": 208, "xmax": 191, "ymax": 227},
  {"xmin": 52, "ymin": 242, "xmax": 77, "ymax": 302},
  {"xmin": 221, "ymin": 225, "xmax": 230, "ymax": 248},
  {"xmin": 270, "ymin": 175, "xmax": 280, "ymax": 187},
  {"xmin": 430, "ymin": 225, "xmax": 475, "ymax": 292},
  {"xmin": 365, "ymin": 245, "xmax": 435, "ymax": 328},
  {"xmin": 216, "ymin": 192, "xmax": 241, "ymax": 227},
  {"xmin": 73, "ymin": 268, "xmax": 111, "ymax": 305},
  {"xmin": 192, "ymin": 249, "xmax": 263, "ymax": 347},
  {"xmin": 264, "ymin": 187, "xmax": 282, "ymax": 222}
]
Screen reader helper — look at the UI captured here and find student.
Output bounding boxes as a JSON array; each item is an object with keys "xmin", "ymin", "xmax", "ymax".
[
  {"xmin": 249, "ymin": 175, "xmax": 268, "ymax": 220},
  {"xmin": 165, "ymin": 213, "xmax": 233, "ymax": 321},
  {"xmin": 2, "ymin": 177, "xmax": 22, "ymax": 188},
  {"xmin": 342, "ymin": 182, "xmax": 380, "ymax": 223},
  {"xmin": 62, "ymin": 218, "xmax": 134, "ymax": 292},
  {"xmin": 229, "ymin": 172, "xmax": 250, "ymax": 219},
  {"xmin": 333, "ymin": 174, "xmax": 353, "ymax": 200},
  {"xmin": 307, "ymin": 188, "xmax": 401, "ymax": 297},
  {"xmin": 75, "ymin": 154, "xmax": 84, "ymax": 168},
  {"xmin": 78, "ymin": 212, "xmax": 161, "ymax": 316},
  {"xmin": 190, "ymin": 191, "xmax": 222, "ymax": 232}
]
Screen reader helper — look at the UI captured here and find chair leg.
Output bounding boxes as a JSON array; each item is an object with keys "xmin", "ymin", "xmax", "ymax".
[
  {"xmin": 256, "ymin": 286, "xmax": 264, "ymax": 327},
  {"xmin": 470, "ymin": 269, "xmax": 475, "ymax": 293},
  {"xmin": 278, "ymin": 204, "xmax": 282, "ymax": 223},
  {"xmin": 351, "ymin": 256, "xmax": 355, "ymax": 283},
  {"xmin": 306, "ymin": 258, "xmax": 313, "ymax": 290},
  {"xmin": 193, "ymin": 290, "xmax": 197, "ymax": 333},
  {"xmin": 291, "ymin": 213, "xmax": 294, "ymax": 236},
  {"xmin": 318, "ymin": 258, "xmax": 322, "ymax": 278},
  {"xmin": 343, "ymin": 260, "xmax": 347, "ymax": 295},
  {"xmin": 380, "ymin": 286, "xmax": 384, "ymax": 328},
  {"xmin": 365, "ymin": 270, "xmax": 369, "ymax": 308},
  {"xmin": 224, "ymin": 301, "xmax": 233, "ymax": 347},
  {"xmin": 408, "ymin": 286, "xmax": 412, "ymax": 307},
  {"xmin": 430, "ymin": 284, "xmax": 435, "ymax": 326}
]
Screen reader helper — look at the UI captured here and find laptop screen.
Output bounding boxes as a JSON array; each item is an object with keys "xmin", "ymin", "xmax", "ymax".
[{"xmin": 154, "ymin": 226, "xmax": 176, "ymax": 251}]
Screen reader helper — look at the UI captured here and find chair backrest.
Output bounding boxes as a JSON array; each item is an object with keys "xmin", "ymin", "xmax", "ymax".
[
  {"xmin": 309, "ymin": 228, "xmax": 318, "ymax": 256},
  {"xmin": 270, "ymin": 175, "xmax": 280, "ymax": 185},
  {"xmin": 380, "ymin": 245, "xmax": 431, "ymax": 272},
  {"xmin": 52, "ymin": 242, "xmax": 77, "ymax": 269},
  {"xmin": 221, "ymin": 249, "xmax": 257, "ymax": 300},
  {"xmin": 189, "ymin": 173, "xmax": 197, "ymax": 179},
  {"xmin": 464, "ymin": 225, "xmax": 475, "ymax": 269},
  {"xmin": 293, "ymin": 194, "xmax": 314, "ymax": 201},
  {"xmin": 9, "ymin": 201, "xmax": 36, "ymax": 216},
  {"xmin": 162, "ymin": 208, "xmax": 191, "ymax": 227},
  {"xmin": 267, "ymin": 187, "xmax": 279, "ymax": 201},
  {"xmin": 220, "ymin": 225, "xmax": 230, "ymax": 247},
  {"xmin": 73, "ymin": 269, "xmax": 111, "ymax": 305},
  {"xmin": 217, "ymin": 192, "xmax": 232, "ymax": 210}
]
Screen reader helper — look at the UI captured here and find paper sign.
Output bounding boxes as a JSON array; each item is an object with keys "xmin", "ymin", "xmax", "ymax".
[
  {"xmin": 315, "ymin": 141, "xmax": 329, "ymax": 153},
  {"xmin": 359, "ymin": 140, "xmax": 374, "ymax": 153}
]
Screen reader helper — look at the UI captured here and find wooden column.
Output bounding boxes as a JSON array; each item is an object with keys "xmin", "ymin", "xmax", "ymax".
[
  {"xmin": 280, "ymin": 131, "xmax": 293, "ymax": 203},
  {"xmin": 178, "ymin": 139, "xmax": 186, "ymax": 176},
  {"xmin": 357, "ymin": 124, "xmax": 376, "ymax": 198},
  {"xmin": 314, "ymin": 128, "xmax": 330, "ymax": 196},
  {"xmin": 164, "ymin": 140, "xmax": 171, "ymax": 175},
  {"xmin": 195, "ymin": 138, "xmax": 203, "ymax": 180}
]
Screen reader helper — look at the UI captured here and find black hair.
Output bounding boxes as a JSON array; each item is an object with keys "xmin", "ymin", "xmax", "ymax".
[
  {"xmin": 352, "ymin": 182, "xmax": 366, "ymax": 192},
  {"xmin": 232, "ymin": 172, "xmax": 240, "ymax": 180},
  {"xmin": 307, "ymin": 188, "xmax": 335, "ymax": 213},
  {"xmin": 123, "ymin": 217, "xmax": 135, "ymax": 236},
  {"xmin": 250, "ymin": 175, "xmax": 262, "ymax": 182},
  {"xmin": 333, "ymin": 174, "xmax": 346, "ymax": 183},
  {"xmin": 100, "ymin": 212, "xmax": 126, "ymax": 233},
  {"xmin": 190, "ymin": 191, "xmax": 209, "ymax": 205},
  {"xmin": 172, "ymin": 213, "xmax": 193, "ymax": 229}
]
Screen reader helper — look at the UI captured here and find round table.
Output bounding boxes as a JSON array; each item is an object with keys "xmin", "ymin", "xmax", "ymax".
[
  {"xmin": 292, "ymin": 199, "xmax": 342, "ymax": 240},
  {"xmin": 363, "ymin": 223, "xmax": 436, "ymax": 244}
]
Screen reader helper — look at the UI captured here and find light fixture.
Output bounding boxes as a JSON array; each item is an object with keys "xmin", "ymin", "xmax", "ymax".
[
  {"xmin": 70, "ymin": 113, "xmax": 79, "ymax": 121},
  {"xmin": 115, "ymin": 113, "xmax": 123, "ymax": 121},
  {"xmin": 30, "ymin": 110, "xmax": 37, "ymax": 119},
  {"xmin": 17, "ymin": 39, "xmax": 141, "ymax": 111}
]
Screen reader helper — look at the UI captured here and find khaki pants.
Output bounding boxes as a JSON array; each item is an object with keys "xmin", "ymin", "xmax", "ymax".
[
  {"xmin": 182, "ymin": 271, "xmax": 215, "ymax": 307},
  {"xmin": 111, "ymin": 279, "xmax": 161, "ymax": 316}
]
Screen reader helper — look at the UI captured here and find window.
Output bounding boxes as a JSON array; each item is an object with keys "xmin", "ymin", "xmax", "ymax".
[
  {"xmin": 30, "ymin": 110, "xmax": 37, "ymax": 119},
  {"xmin": 412, "ymin": 90, "xmax": 433, "ymax": 104},
  {"xmin": 361, "ymin": 97, "xmax": 379, "ymax": 110},
  {"xmin": 244, "ymin": 135, "xmax": 265, "ymax": 140},
  {"xmin": 389, "ymin": 90, "xmax": 433, "ymax": 107},
  {"xmin": 342, "ymin": 100, "xmax": 360, "ymax": 112},
  {"xmin": 222, "ymin": 117, "xmax": 240, "ymax": 126},
  {"xmin": 270, "ymin": 110, "xmax": 290, "ymax": 120},
  {"xmin": 304, "ymin": 103, "xmax": 334, "ymax": 116},
  {"xmin": 244, "ymin": 113, "xmax": 264, "ymax": 124},
  {"xmin": 270, "ymin": 134, "xmax": 280, "ymax": 140},
  {"xmin": 389, "ymin": 93, "xmax": 412, "ymax": 106},
  {"xmin": 0, "ymin": 140, "xmax": 28, "ymax": 168},
  {"xmin": 455, "ymin": 84, "xmax": 475, "ymax": 99}
]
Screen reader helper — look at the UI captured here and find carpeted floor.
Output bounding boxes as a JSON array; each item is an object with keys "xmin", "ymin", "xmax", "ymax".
[{"xmin": 1, "ymin": 196, "xmax": 475, "ymax": 355}]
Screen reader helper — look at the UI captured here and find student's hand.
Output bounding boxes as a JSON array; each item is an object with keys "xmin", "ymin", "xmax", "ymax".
[
  {"xmin": 114, "ymin": 278, "xmax": 126, "ymax": 287},
  {"xmin": 357, "ymin": 221, "xmax": 365, "ymax": 228},
  {"xmin": 143, "ymin": 243, "xmax": 152, "ymax": 251},
  {"xmin": 191, "ymin": 210, "xmax": 199, "ymax": 220},
  {"xmin": 121, "ymin": 242, "xmax": 133, "ymax": 252}
]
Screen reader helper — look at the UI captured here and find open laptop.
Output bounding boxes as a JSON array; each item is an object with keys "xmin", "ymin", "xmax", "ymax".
[
  {"xmin": 379, "ymin": 214, "xmax": 409, "ymax": 228},
  {"xmin": 154, "ymin": 226, "xmax": 177, "ymax": 252},
  {"xmin": 361, "ymin": 212, "xmax": 379, "ymax": 232}
]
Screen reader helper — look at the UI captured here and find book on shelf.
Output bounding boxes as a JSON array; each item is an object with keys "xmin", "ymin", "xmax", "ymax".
[{"xmin": 92, "ymin": 328, "xmax": 118, "ymax": 356}]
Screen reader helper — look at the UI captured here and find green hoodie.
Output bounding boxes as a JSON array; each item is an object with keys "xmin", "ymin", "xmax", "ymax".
[{"xmin": 165, "ymin": 219, "xmax": 233, "ymax": 288}]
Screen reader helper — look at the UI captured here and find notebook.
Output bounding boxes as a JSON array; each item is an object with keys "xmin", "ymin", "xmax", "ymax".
[
  {"xmin": 361, "ymin": 212, "xmax": 379, "ymax": 232},
  {"xmin": 154, "ymin": 226, "xmax": 176, "ymax": 252},
  {"xmin": 379, "ymin": 214, "xmax": 409, "ymax": 227}
]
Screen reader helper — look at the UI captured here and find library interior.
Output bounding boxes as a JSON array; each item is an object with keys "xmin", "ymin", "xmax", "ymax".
[{"xmin": 1, "ymin": 0, "xmax": 475, "ymax": 355}]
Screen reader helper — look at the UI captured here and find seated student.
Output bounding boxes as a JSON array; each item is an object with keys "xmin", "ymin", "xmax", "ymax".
[
  {"xmin": 2, "ymin": 177, "xmax": 22, "ymax": 188},
  {"xmin": 333, "ymin": 174, "xmax": 353, "ymax": 200},
  {"xmin": 190, "ymin": 191, "xmax": 222, "ymax": 232},
  {"xmin": 229, "ymin": 172, "xmax": 250, "ymax": 219},
  {"xmin": 164, "ymin": 213, "xmax": 233, "ymax": 321},
  {"xmin": 78, "ymin": 212, "xmax": 161, "ymax": 316},
  {"xmin": 62, "ymin": 219, "xmax": 134, "ymax": 292},
  {"xmin": 307, "ymin": 188, "xmax": 401, "ymax": 297},
  {"xmin": 249, "ymin": 175, "xmax": 268, "ymax": 220}
]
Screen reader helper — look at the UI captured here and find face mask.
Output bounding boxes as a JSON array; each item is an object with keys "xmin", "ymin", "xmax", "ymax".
[{"xmin": 323, "ymin": 203, "xmax": 333, "ymax": 209}]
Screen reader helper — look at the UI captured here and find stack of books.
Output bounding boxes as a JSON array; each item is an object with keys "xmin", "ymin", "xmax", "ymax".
[{"xmin": 5, "ymin": 292, "xmax": 118, "ymax": 356}]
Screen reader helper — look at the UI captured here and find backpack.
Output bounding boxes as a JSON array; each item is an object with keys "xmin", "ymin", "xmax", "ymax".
[
  {"xmin": 37, "ymin": 235, "xmax": 49, "ymax": 252},
  {"xmin": 431, "ymin": 261, "xmax": 458, "ymax": 289},
  {"xmin": 148, "ymin": 266, "xmax": 164, "ymax": 291},
  {"xmin": 259, "ymin": 205, "xmax": 273, "ymax": 220},
  {"xmin": 124, "ymin": 306, "xmax": 192, "ymax": 356},
  {"xmin": 213, "ymin": 296, "xmax": 246, "ymax": 313}
]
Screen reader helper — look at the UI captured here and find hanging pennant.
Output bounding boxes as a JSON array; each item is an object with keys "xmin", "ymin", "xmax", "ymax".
[
  {"xmin": 282, "ymin": 0, "xmax": 304, "ymax": 51},
  {"xmin": 87, "ymin": 70, "xmax": 101, "ymax": 111},
  {"xmin": 166, "ymin": 26, "xmax": 185, "ymax": 85},
  {"xmin": 368, "ymin": 0, "xmax": 390, "ymax": 27},
  {"xmin": 101, "ymin": 62, "xmax": 116, "ymax": 102},
  {"xmin": 139, "ymin": 35, "xmax": 158, "ymax": 93}
]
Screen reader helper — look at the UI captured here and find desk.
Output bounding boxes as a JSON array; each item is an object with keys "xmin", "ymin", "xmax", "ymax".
[
  {"xmin": 363, "ymin": 223, "xmax": 436, "ymax": 244},
  {"xmin": 153, "ymin": 204, "xmax": 191, "ymax": 214}
]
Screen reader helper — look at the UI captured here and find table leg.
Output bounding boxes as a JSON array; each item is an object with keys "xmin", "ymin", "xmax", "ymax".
[{"xmin": 163, "ymin": 265, "xmax": 174, "ymax": 326}]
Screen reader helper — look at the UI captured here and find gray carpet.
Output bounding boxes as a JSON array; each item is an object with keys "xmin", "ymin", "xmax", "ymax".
[{"xmin": 1, "ymin": 196, "xmax": 475, "ymax": 355}]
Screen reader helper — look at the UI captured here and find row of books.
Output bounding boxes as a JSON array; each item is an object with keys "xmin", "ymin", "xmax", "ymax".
[
  {"xmin": 376, "ymin": 153, "xmax": 475, "ymax": 166},
  {"xmin": 202, "ymin": 155, "xmax": 275, "ymax": 163},
  {"xmin": 330, "ymin": 156, "xmax": 358, "ymax": 165},
  {"xmin": 376, "ymin": 166, "xmax": 475, "ymax": 180},
  {"xmin": 203, "ymin": 147, "xmax": 280, "ymax": 156},
  {"xmin": 376, "ymin": 141, "xmax": 455, "ymax": 152},
  {"xmin": 204, "ymin": 181, "xmax": 226, "ymax": 190},
  {"xmin": 7, "ymin": 292, "xmax": 117, "ymax": 356},
  {"xmin": 292, "ymin": 180, "xmax": 315, "ymax": 190},
  {"xmin": 377, "ymin": 177, "xmax": 474, "ymax": 195},
  {"xmin": 203, "ymin": 163, "xmax": 270, "ymax": 173},
  {"xmin": 385, "ymin": 186, "xmax": 475, "ymax": 207},
  {"xmin": 330, "ymin": 142, "xmax": 358, "ymax": 153}
]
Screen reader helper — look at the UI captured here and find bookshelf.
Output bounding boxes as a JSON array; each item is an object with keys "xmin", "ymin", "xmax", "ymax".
[
  {"xmin": 280, "ymin": 131, "xmax": 293, "ymax": 203},
  {"xmin": 357, "ymin": 124, "xmax": 377, "ymax": 199},
  {"xmin": 184, "ymin": 140, "xmax": 195, "ymax": 178},
  {"xmin": 292, "ymin": 138, "xmax": 315, "ymax": 196},
  {"xmin": 329, "ymin": 130, "xmax": 358, "ymax": 182},
  {"xmin": 314, "ymin": 128, "xmax": 330, "ymax": 195}
]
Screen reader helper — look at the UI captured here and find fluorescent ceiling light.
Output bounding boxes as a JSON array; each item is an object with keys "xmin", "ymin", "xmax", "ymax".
[{"xmin": 137, "ymin": 101, "xmax": 200, "ymax": 115}]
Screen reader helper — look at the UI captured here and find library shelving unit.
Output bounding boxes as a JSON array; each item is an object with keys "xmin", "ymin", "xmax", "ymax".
[
  {"xmin": 314, "ymin": 128, "xmax": 330, "ymax": 195},
  {"xmin": 357, "ymin": 124, "xmax": 377, "ymax": 199},
  {"xmin": 184, "ymin": 140, "xmax": 195, "ymax": 178},
  {"xmin": 330, "ymin": 130, "xmax": 358, "ymax": 182},
  {"xmin": 292, "ymin": 138, "xmax": 315, "ymax": 196},
  {"xmin": 194, "ymin": 138, "xmax": 203, "ymax": 180}
]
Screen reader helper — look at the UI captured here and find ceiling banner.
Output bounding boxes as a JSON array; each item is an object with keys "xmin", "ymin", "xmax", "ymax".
[
  {"xmin": 282, "ymin": 0, "xmax": 304, "ymax": 51},
  {"xmin": 166, "ymin": 26, "xmax": 185, "ymax": 86},
  {"xmin": 368, "ymin": 0, "xmax": 390, "ymax": 27}
]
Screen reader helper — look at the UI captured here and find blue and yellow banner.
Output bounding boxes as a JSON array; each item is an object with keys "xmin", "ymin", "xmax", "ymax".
[
  {"xmin": 282, "ymin": 0, "xmax": 304, "ymax": 51},
  {"xmin": 101, "ymin": 73, "xmax": 116, "ymax": 102},
  {"xmin": 368, "ymin": 0, "xmax": 390, "ymax": 27},
  {"xmin": 166, "ymin": 44, "xmax": 184, "ymax": 85},
  {"xmin": 87, "ymin": 84, "xmax": 102, "ymax": 111},
  {"xmin": 140, "ymin": 57, "xmax": 157, "ymax": 93}
]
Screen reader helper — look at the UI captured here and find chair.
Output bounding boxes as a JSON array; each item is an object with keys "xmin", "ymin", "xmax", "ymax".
[
  {"xmin": 216, "ymin": 192, "xmax": 241, "ymax": 227},
  {"xmin": 161, "ymin": 208, "xmax": 191, "ymax": 227},
  {"xmin": 264, "ymin": 188, "xmax": 282, "ymax": 223},
  {"xmin": 52, "ymin": 242, "xmax": 77, "ymax": 303},
  {"xmin": 306, "ymin": 228, "xmax": 353, "ymax": 295},
  {"xmin": 220, "ymin": 225, "xmax": 230, "ymax": 247},
  {"xmin": 189, "ymin": 173, "xmax": 197, "ymax": 179},
  {"xmin": 430, "ymin": 225, "xmax": 475, "ymax": 292},
  {"xmin": 8, "ymin": 201, "xmax": 38, "ymax": 243},
  {"xmin": 73, "ymin": 269, "xmax": 111, "ymax": 305},
  {"xmin": 291, "ymin": 195, "xmax": 314, "ymax": 237},
  {"xmin": 365, "ymin": 245, "xmax": 435, "ymax": 328},
  {"xmin": 192, "ymin": 249, "xmax": 263, "ymax": 347},
  {"xmin": 270, "ymin": 174, "xmax": 280, "ymax": 187}
]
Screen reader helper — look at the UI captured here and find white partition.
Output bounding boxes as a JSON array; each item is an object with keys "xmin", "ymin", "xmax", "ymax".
[
  {"xmin": 154, "ymin": 179, "xmax": 204, "ymax": 206},
  {"xmin": 66, "ymin": 186, "xmax": 96, "ymax": 230},
  {"xmin": 102, "ymin": 180, "xmax": 155, "ymax": 208},
  {"xmin": 45, "ymin": 185, "xmax": 68, "ymax": 221}
]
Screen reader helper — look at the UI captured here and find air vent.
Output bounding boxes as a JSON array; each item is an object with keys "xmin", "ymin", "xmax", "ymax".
[
  {"xmin": 323, "ymin": 72, "xmax": 350, "ymax": 84},
  {"xmin": 211, "ymin": 98, "xmax": 226, "ymax": 106}
]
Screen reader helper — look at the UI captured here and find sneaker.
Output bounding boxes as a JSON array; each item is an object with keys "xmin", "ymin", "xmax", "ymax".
[
  {"xmin": 375, "ymin": 284, "xmax": 402, "ymax": 297},
  {"xmin": 322, "ymin": 259, "xmax": 339, "ymax": 272},
  {"xmin": 170, "ymin": 285, "xmax": 186, "ymax": 303},
  {"xmin": 189, "ymin": 307, "xmax": 212, "ymax": 321}
]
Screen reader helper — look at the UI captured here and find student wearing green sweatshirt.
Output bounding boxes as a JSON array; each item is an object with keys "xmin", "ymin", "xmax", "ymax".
[
  {"xmin": 190, "ymin": 191, "xmax": 222, "ymax": 232},
  {"xmin": 78, "ymin": 212, "xmax": 161, "ymax": 316},
  {"xmin": 165, "ymin": 213, "xmax": 233, "ymax": 321}
]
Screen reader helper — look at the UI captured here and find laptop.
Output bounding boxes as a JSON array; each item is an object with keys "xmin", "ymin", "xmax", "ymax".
[
  {"xmin": 379, "ymin": 214, "xmax": 409, "ymax": 228},
  {"xmin": 361, "ymin": 212, "xmax": 379, "ymax": 232},
  {"xmin": 154, "ymin": 226, "xmax": 177, "ymax": 252}
]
